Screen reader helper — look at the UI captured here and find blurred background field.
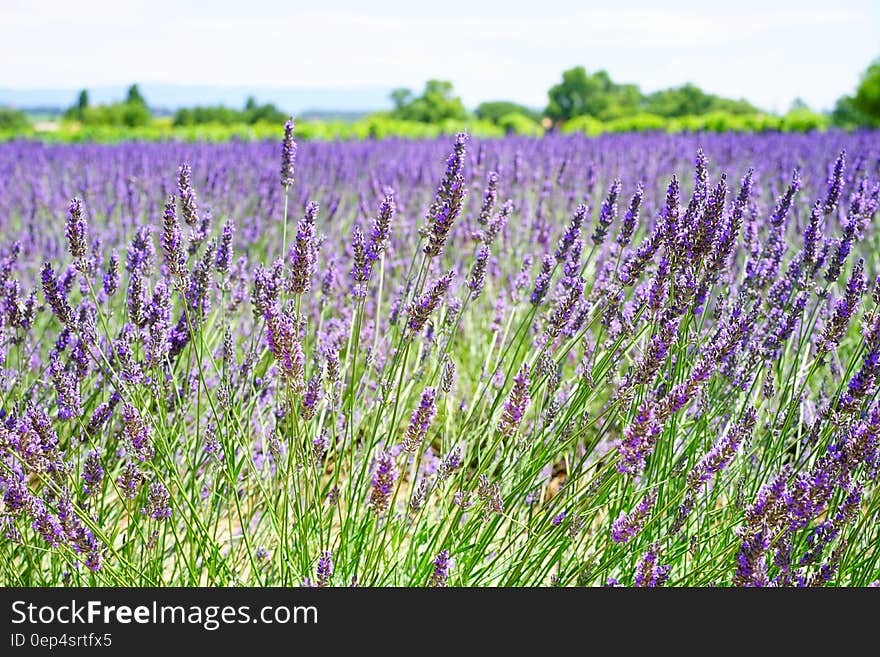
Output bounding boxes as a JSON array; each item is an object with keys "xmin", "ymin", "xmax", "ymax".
[{"xmin": 2, "ymin": 58, "xmax": 878, "ymax": 144}]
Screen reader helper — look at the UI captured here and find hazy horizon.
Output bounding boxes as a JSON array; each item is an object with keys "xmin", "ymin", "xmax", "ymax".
[{"xmin": 3, "ymin": 0, "xmax": 879, "ymax": 114}]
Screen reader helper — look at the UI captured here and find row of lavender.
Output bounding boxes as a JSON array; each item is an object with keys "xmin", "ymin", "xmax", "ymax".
[{"xmin": 1, "ymin": 128, "xmax": 879, "ymax": 586}]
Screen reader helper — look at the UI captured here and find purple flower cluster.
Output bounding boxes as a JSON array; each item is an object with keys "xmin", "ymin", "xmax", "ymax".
[
  {"xmin": 401, "ymin": 387, "xmax": 437, "ymax": 453},
  {"xmin": 2, "ymin": 126, "xmax": 880, "ymax": 587},
  {"xmin": 368, "ymin": 450, "xmax": 397, "ymax": 515},
  {"xmin": 497, "ymin": 365, "xmax": 530, "ymax": 438}
]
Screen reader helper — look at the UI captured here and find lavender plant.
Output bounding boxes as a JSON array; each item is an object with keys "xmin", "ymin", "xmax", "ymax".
[{"xmin": 0, "ymin": 126, "xmax": 879, "ymax": 587}]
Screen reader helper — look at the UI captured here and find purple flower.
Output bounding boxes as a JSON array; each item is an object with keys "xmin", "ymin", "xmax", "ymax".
[
  {"xmin": 350, "ymin": 225, "xmax": 370, "ymax": 288},
  {"xmin": 477, "ymin": 475, "xmax": 504, "ymax": 514},
  {"xmin": 41, "ymin": 262, "xmax": 74, "ymax": 325},
  {"xmin": 161, "ymin": 195, "xmax": 185, "ymax": 277},
  {"xmin": 117, "ymin": 462, "xmax": 144, "ymax": 500},
  {"xmin": 484, "ymin": 199, "xmax": 511, "ymax": 246},
  {"xmin": 368, "ymin": 450, "xmax": 397, "ymax": 514},
  {"xmin": 478, "ymin": 171, "xmax": 499, "ymax": 227},
  {"xmin": 694, "ymin": 411, "xmax": 755, "ymax": 491},
  {"xmin": 177, "ymin": 163, "xmax": 199, "ymax": 227},
  {"xmin": 366, "ymin": 190, "xmax": 395, "ymax": 262},
  {"xmin": 102, "ymin": 250, "xmax": 120, "ymax": 297},
  {"xmin": 530, "ymin": 254, "xmax": 554, "ymax": 305},
  {"xmin": 497, "ymin": 365, "xmax": 530, "ymax": 438},
  {"xmin": 555, "ymin": 204, "xmax": 587, "ymax": 262},
  {"xmin": 592, "ymin": 179, "xmax": 621, "ymax": 245},
  {"xmin": 216, "ymin": 218, "xmax": 235, "ymax": 274},
  {"xmin": 617, "ymin": 183, "xmax": 643, "ymax": 247},
  {"xmin": 281, "ymin": 118, "xmax": 297, "ymax": 187},
  {"xmin": 770, "ymin": 169, "xmax": 801, "ymax": 228},
  {"xmin": 707, "ymin": 169, "xmax": 753, "ymax": 275},
  {"xmin": 407, "ymin": 270, "xmax": 454, "ymax": 335},
  {"xmin": 430, "ymin": 549, "xmax": 451, "ymax": 587},
  {"xmin": 82, "ymin": 449, "xmax": 103, "ymax": 497},
  {"xmin": 288, "ymin": 202, "xmax": 318, "ymax": 295},
  {"xmin": 316, "ymin": 550, "xmax": 333, "ymax": 587},
  {"xmin": 626, "ymin": 318, "xmax": 679, "ymax": 389},
  {"xmin": 265, "ymin": 304, "xmax": 305, "ymax": 392},
  {"xmin": 143, "ymin": 481, "xmax": 171, "ymax": 520},
  {"xmin": 424, "ymin": 132, "xmax": 468, "ymax": 257},
  {"xmin": 819, "ymin": 258, "xmax": 866, "ymax": 353},
  {"xmin": 661, "ymin": 176, "xmax": 681, "ymax": 249},
  {"xmin": 402, "ymin": 387, "xmax": 437, "ymax": 453},
  {"xmin": 122, "ymin": 403, "xmax": 154, "ymax": 462},
  {"xmin": 86, "ymin": 395, "xmax": 119, "ymax": 436},
  {"xmin": 437, "ymin": 446, "xmax": 463, "ymax": 480},
  {"xmin": 49, "ymin": 351, "xmax": 81, "ymax": 420},
  {"xmin": 634, "ymin": 542, "xmax": 670, "ymax": 587},
  {"xmin": 467, "ymin": 244, "xmax": 490, "ymax": 298},
  {"xmin": 301, "ymin": 373, "xmax": 323, "ymax": 421},
  {"xmin": 546, "ymin": 277, "xmax": 583, "ymax": 338},
  {"xmin": 823, "ymin": 150, "xmax": 846, "ymax": 216},
  {"xmin": 610, "ymin": 488, "xmax": 657, "ymax": 544},
  {"xmin": 65, "ymin": 197, "xmax": 88, "ymax": 263}
]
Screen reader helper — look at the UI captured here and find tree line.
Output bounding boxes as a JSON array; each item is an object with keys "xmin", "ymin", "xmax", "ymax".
[
  {"xmin": 388, "ymin": 61, "xmax": 880, "ymax": 132},
  {"xmin": 2, "ymin": 58, "xmax": 879, "ymax": 137}
]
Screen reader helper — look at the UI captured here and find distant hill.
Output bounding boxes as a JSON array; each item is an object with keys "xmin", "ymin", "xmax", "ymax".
[{"xmin": 0, "ymin": 84, "xmax": 393, "ymax": 116}]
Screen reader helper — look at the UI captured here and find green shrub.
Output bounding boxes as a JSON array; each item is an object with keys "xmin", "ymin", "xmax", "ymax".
[{"xmin": 496, "ymin": 112, "xmax": 544, "ymax": 136}]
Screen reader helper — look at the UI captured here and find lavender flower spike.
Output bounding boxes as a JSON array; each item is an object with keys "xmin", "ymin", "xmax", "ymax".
[
  {"xmin": 530, "ymin": 254, "xmax": 554, "ymax": 305},
  {"xmin": 288, "ymin": 202, "xmax": 318, "ymax": 295},
  {"xmin": 592, "ymin": 178, "xmax": 621, "ymax": 245},
  {"xmin": 161, "ymin": 195, "xmax": 185, "ymax": 277},
  {"xmin": 617, "ymin": 183, "xmax": 643, "ymax": 247},
  {"xmin": 430, "ymin": 549, "xmax": 451, "ymax": 587},
  {"xmin": 610, "ymin": 488, "xmax": 658, "ymax": 544},
  {"xmin": 281, "ymin": 118, "xmax": 297, "ymax": 188},
  {"xmin": 177, "ymin": 163, "xmax": 199, "ymax": 227},
  {"xmin": 366, "ymin": 190, "xmax": 395, "ymax": 262},
  {"xmin": 617, "ymin": 402, "xmax": 663, "ymax": 476},
  {"xmin": 478, "ymin": 172, "xmax": 499, "ymax": 227},
  {"xmin": 467, "ymin": 244, "xmax": 490, "ymax": 298},
  {"xmin": 316, "ymin": 550, "xmax": 333, "ymax": 587},
  {"xmin": 65, "ymin": 197, "xmax": 88, "ymax": 263},
  {"xmin": 407, "ymin": 270, "xmax": 454, "ymax": 335},
  {"xmin": 368, "ymin": 451, "xmax": 397, "ymax": 515},
  {"xmin": 41, "ymin": 262, "xmax": 74, "ymax": 326},
  {"xmin": 634, "ymin": 542, "xmax": 670, "ymax": 587},
  {"xmin": 555, "ymin": 204, "xmax": 587, "ymax": 262},
  {"xmin": 823, "ymin": 150, "xmax": 846, "ymax": 216},
  {"xmin": 497, "ymin": 365, "xmax": 531, "ymax": 438},
  {"xmin": 143, "ymin": 482, "xmax": 172, "ymax": 520},
  {"xmin": 402, "ymin": 387, "xmax": 437, "ymax": 453},
  {"xmin": 687, "ymin": 407, "xmax": 756, "ymax": 491},
  {"xmin": 424, "ymin": 132, "xmax": 468, "ymax": 257}
]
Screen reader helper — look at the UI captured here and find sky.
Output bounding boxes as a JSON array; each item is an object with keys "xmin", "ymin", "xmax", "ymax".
[{"xmin": 2, "ymin": 0, "xmax": 878, "ymax": 113}]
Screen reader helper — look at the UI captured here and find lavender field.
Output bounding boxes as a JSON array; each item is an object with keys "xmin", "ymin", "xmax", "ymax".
[{"xmin": 1, "ymin": 126, "xmax": 879, "ymax": 587}]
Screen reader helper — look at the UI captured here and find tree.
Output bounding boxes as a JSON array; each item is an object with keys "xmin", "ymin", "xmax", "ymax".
[
  {"xmin": 77, "ymin": 89, "xmax": 89, "ymax": 113},
  {"xmin": 831, "ymin": 95, "xmax": 872, "ymax": 128},
  {"xmin": 389, "ymin": 80, "xmax": 468, "ymax": 124},
  {"xmin": 390, "ymin": 88, "xmax": 414, "ymax": 111},
  {"xmin": 852, "ymin": 58, "xmax": 880, "ymax": 125},
  {"xmin": 63, "ymin": 89, "xmax": 91, "ymax": 121},
  {"xmin": 476, "ymin": 101, "xmax": 542, "ymax": 124},
  {"xmin": 545, "ymin": 66, "xmax": 641, "ymax": 123},
  {"xmin": 0, "ymin": 107, "xmax": 30, "ymax": 131},
  {"xmin": 644, "ymin": 84, "xmax": 757, "ymax": 118},
  {"xmin": 126, "ymin": 84, "xmax": 147, "ymax": 107}
]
